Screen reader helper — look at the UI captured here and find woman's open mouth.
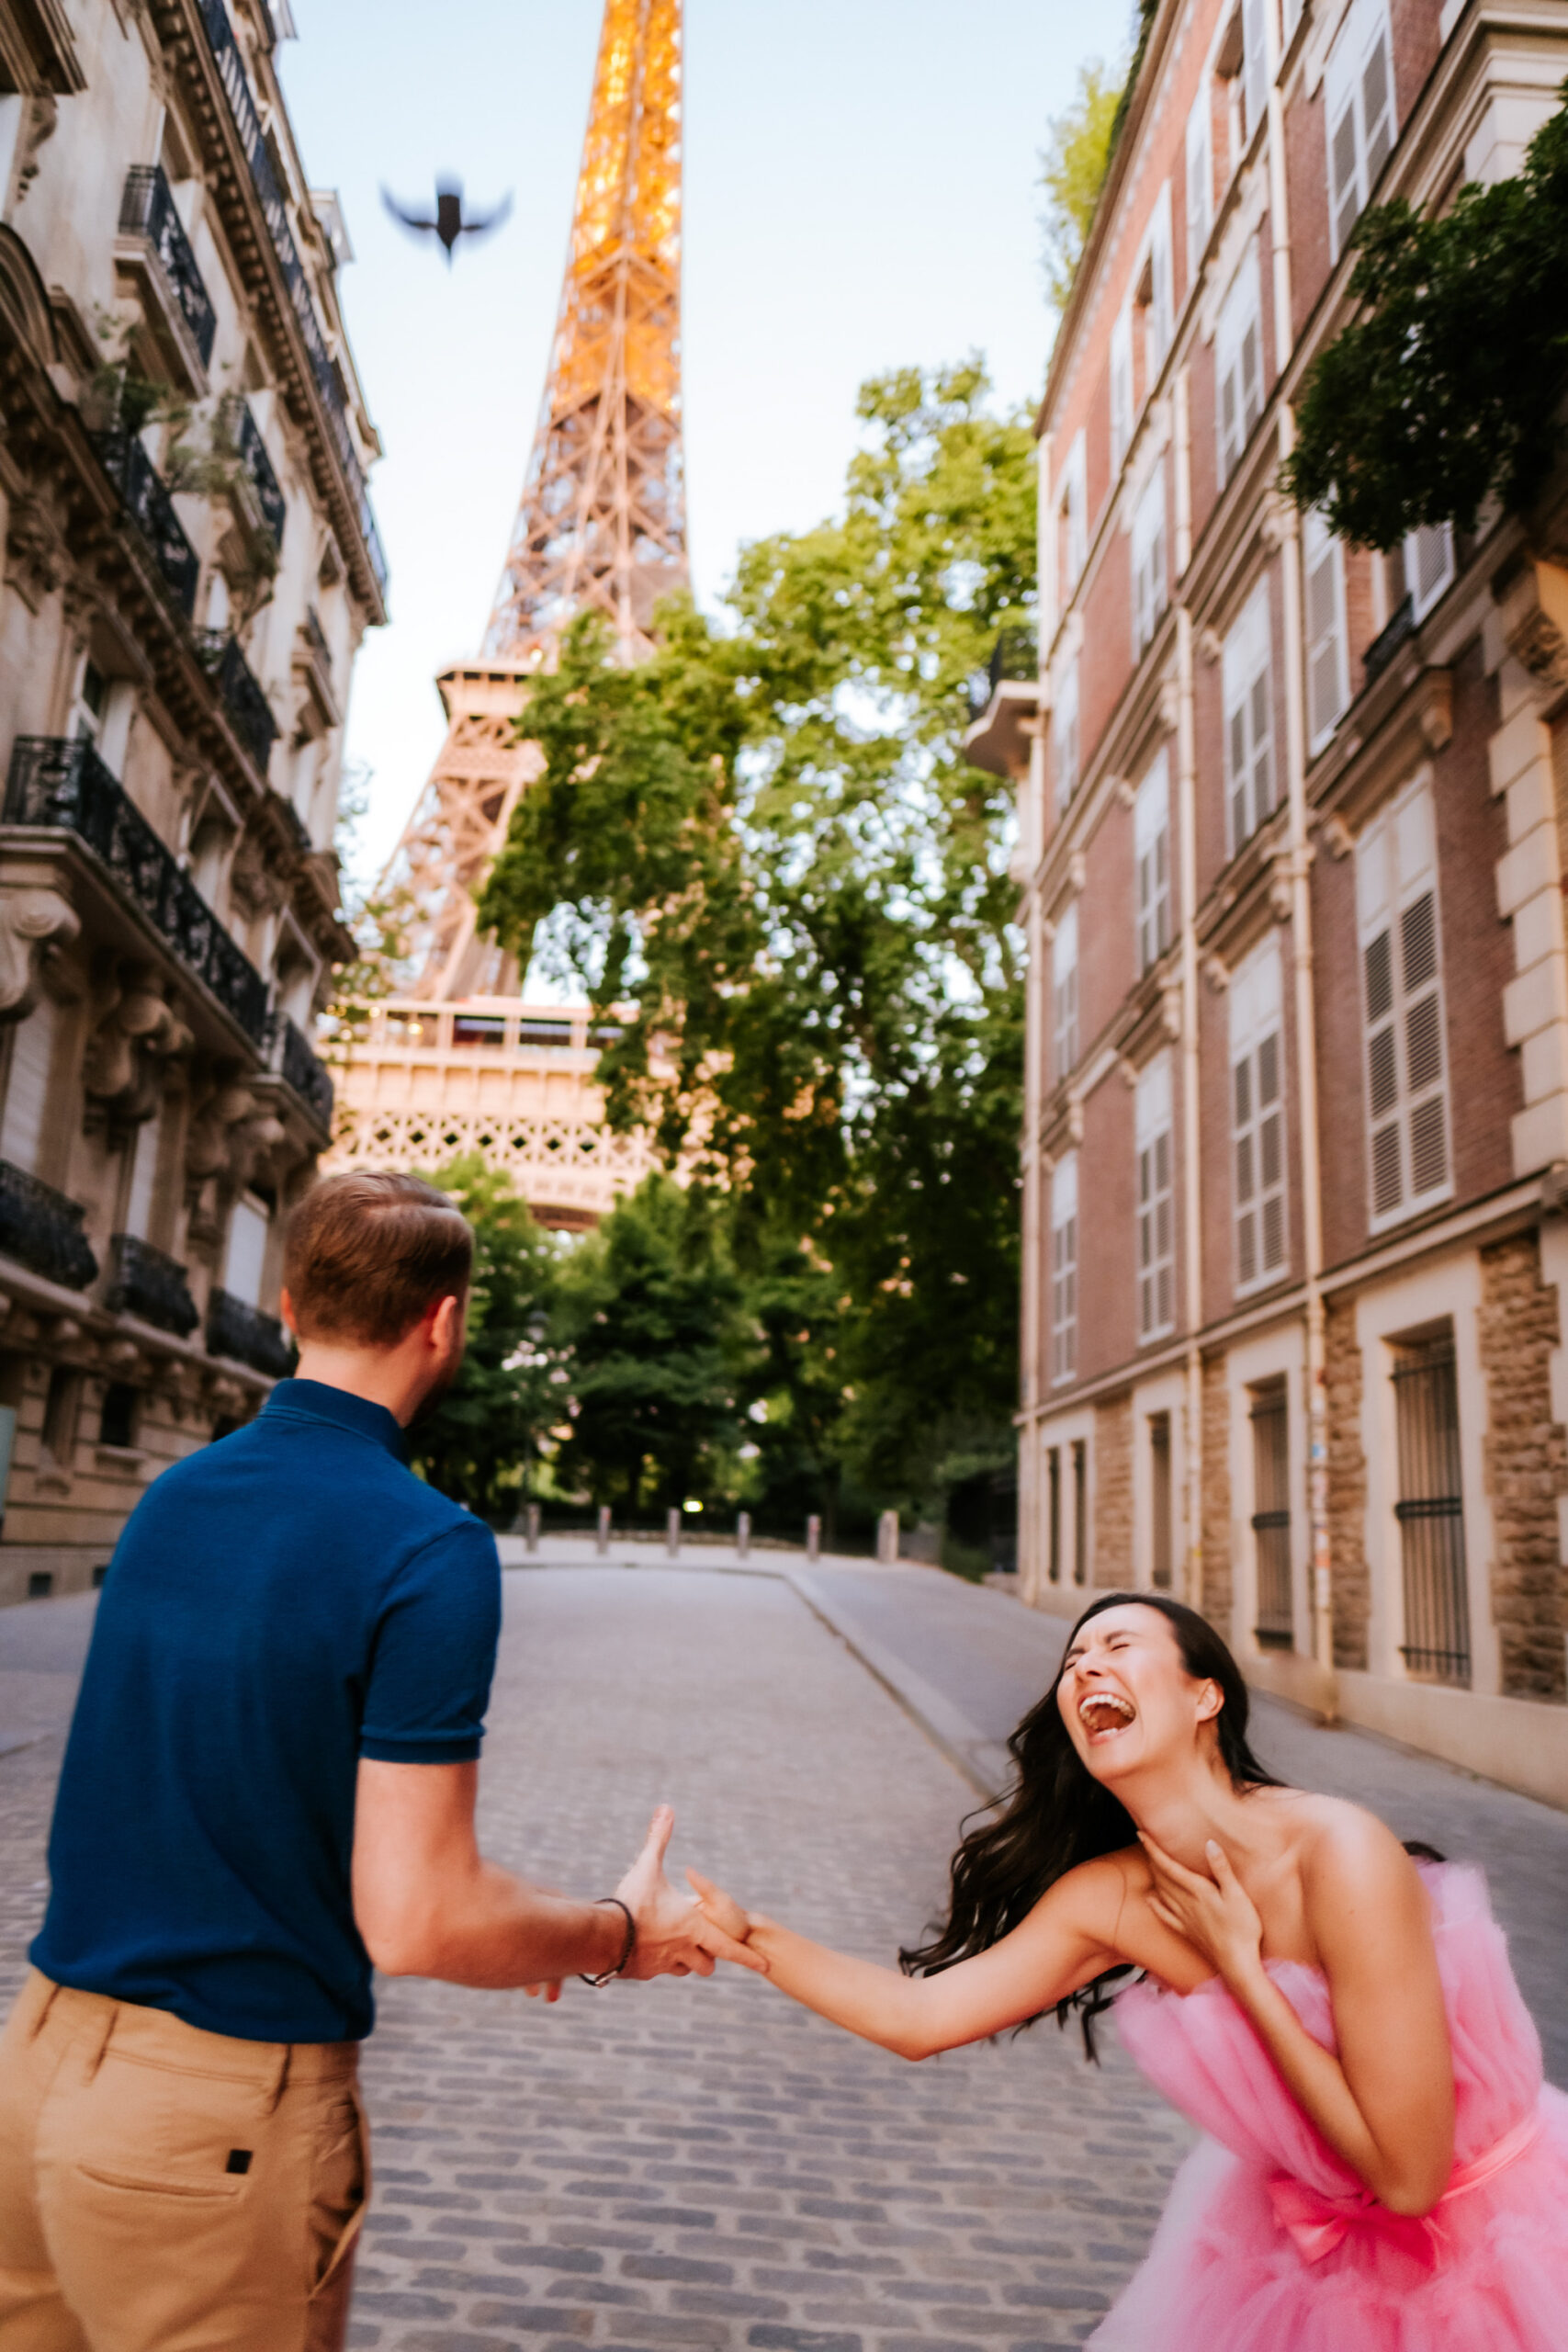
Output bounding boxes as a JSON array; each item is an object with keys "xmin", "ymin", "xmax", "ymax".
[{"xmin": 1077, "ymin": 1690, "xmax": 1136, "ymax": 1741}]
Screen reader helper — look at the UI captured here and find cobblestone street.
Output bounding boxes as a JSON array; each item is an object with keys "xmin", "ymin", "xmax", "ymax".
[{"xmin": 0, "ymin": 1560, "xmax": 1563, "ymax": 2351}]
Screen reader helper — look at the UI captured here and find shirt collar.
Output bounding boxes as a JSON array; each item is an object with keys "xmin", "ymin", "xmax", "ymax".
[{"xmin": 262, "ymin": 1378, "xmax": 407, "ymax": 1459}]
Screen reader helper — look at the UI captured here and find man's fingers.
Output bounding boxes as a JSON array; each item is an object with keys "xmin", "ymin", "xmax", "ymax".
[
  {"xmin": 639, "ymin": 1804, "xmax": 676, "ymax": 1871},
  {"xmin": 686, "ymin": 1867, "xmax": 750, "ymax": 1940}
]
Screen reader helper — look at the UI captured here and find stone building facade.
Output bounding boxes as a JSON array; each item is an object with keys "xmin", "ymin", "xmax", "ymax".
[
  {"xmin": 971, "ymin": 0, "xmax": 1568, "ymax": 1803},
  {"xmin": 0, "ymin": 0, "xmax": 383, "ymax": 1601}
]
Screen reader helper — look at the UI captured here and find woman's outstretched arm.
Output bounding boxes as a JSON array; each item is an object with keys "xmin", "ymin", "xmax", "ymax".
[
  {"xmin": 1142, "ymin": 1815, "xmax": 1454, "ymax": 2214},
  {"xmin": 689, "ymin": 1858, "xmax": 1128, "ymax": 2059}
]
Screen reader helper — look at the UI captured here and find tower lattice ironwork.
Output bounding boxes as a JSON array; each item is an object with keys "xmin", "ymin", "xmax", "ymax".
[{"xmin": 385, "ymin": 0, "xmax": 686, "ymax": 1001}]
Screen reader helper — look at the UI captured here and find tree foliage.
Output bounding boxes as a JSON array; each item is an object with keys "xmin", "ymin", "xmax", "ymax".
[
  {"xmin": 405, "ymin": 1154, "xmax": 562, "ymax": 1520},
  {"xmin": 476, "ymin": 363, "xmax": 1035, "ymax": 1504},
  {"xmin": 1285, "ymin": 88, "xmax": 1568, "ymax": 547},
  {"xmin": 553, "ymin": 1175, "xmax": 744, "ymax": 1514},
  {"xmin": 1038, "ymin": 58, "xmax": 1125, "ymax": 315}
]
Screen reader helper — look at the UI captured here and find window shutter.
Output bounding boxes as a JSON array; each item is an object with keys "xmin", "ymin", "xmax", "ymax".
[
  {"xmin": 1242, "ymin": 0, "xmax": 1269, "ymax": 144},
  {"xmin": 1053, "ymin": 656, "xmax": 1079, "ymax": 813},
  {"xmin": 126, "ymin": 1112, "xmax": 161, "ymax": 1241},
  {"xmin": 1111, "ymin": 310, "xmax": 1133, "ymax": 469},
  {"xmin": 1358, "ymin": 786, "xmax": 1450, "ymax": 1227},
  {"xmin": 1136, "ymin": 1057, "xmax": 1175, "ymax": 1340},
  {"xmin": 1303, "ymin": 512, "xmax": 1348, "ymax": 750},
  {"xmin": 1328, "ymin": 93, "xmax": 1359, "ymax": 257},
  {"xmin": 1133, "ymin": 467, "xmax": 1167, "ymax": 656},
  {"xmin": 1186, "ymin": 93, "xmax": 1212, "ymax": 280},
  {"xmin": 1240, "ymin": 312, "xmax": 1263, "ymax": 440},
  {"xmin": 1215, "ymin": 245, "xmax": 1262, "ymax": 488},
  {"xmin": 1051, "ymin": 1154, "xmax": 1078, "ymax": 1385},
  {"xmin": 0, "ymin": 996, "xmax": 57, "ymax": 1175},
  {"xmin": 1405, "ymin": 524, "xmax": 1455, "ymax": 620},
  {"xmin": 1134, "ymin": 756, "xmax": 1171, "ymax": 972},
  {"xmin": 1360, "ymin": 17, "xmax": 1393, "ymax": 185},
  {"xmin": 1230, "ymin": 936, "xmax": 1287, "ymax": 1293},
  {"xmin": 1223, "ymin": 582, "xmax": 1273, "ymax": 850},
  {"xmin": 1053, "ymin": 900, "xmax": 1079, "ymax": 1079}
]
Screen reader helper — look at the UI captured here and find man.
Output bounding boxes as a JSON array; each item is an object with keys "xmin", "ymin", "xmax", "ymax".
[{"xmin": 0, "ymin": 1170, "xmax": 755, "ymax": 2350}]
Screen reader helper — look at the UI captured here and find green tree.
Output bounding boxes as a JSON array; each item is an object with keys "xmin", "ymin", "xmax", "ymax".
[
  {"xmin": 555, "ymin": 1175, "xmax": 744, "ymax": 1516},
  {"xmin": 477, "ymin": 362, "xmax": 1034, "ymax": 1508},
  {"xmin": 406, "ymin": 1154, "xmax": 563, "ymax": 1521},
  {"xmin": 1038, "ymin": 58, "xmax": 1125, "ymax": 314},
  {"xmin": 1284, "ymin": 87, "xmax": 1568, "ymax": 546}
]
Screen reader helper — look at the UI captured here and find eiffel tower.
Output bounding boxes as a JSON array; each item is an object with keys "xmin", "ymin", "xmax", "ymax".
[{"xmin": 330, "ymin": 0, "xmax": 685, "ymax": 1225}]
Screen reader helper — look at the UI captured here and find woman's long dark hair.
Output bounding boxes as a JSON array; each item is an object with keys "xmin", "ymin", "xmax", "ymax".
[{"xmin": 898, "ymin": 1592, "xmax": 1283, "ymax": 2058}]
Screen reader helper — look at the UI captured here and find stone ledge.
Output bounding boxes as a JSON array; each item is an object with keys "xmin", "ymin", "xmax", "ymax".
[{"xmin": 1336, "ymin": 1668, "xmax": 1567, "ymax": 1813}]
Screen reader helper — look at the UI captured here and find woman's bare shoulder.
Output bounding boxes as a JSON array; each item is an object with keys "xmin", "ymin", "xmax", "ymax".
[{"xmin": 1284, "ymin": 1792, "xmax": 1427, "ymax": 1914}]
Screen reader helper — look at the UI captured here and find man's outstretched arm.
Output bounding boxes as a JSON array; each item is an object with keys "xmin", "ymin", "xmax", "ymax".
[{"xmin": 352, "ymin": 1766, "xmax": 761, "ymax": 1988}]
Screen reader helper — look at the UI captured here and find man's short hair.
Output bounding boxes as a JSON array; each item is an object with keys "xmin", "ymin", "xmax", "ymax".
[{"xmin": 283, "ymin": 1171, "xmax": 473, "ymax": 1349}]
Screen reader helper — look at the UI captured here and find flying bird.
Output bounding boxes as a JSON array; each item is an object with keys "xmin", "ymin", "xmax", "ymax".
[{"xmin": 380, "ymin": 177, "xmax": 513, "ymax": 263}]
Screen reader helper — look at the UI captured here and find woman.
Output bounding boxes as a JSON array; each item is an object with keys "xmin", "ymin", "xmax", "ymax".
[{"xmin": 691, "ymin": 1592, "xmax": 1568, "ymax": 2346}]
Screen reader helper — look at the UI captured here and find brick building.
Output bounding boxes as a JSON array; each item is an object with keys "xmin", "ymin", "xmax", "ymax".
[
  {"xmin": 968, "ymin": 0, "xmax": 1568, "ymax": 1803},
  {"xmin": 0, "ymin": 0, "xmax": 383, "ymax": 1600}
]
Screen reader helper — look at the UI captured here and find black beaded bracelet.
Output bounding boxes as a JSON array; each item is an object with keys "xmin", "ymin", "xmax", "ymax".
[{"xmin": 579, "ymin": 1895, "xmax": 637, "ymax": 1987}]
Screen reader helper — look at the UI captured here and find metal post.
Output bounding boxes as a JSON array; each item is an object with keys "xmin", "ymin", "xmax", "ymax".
[
  {"xmin": 525, "ymin": 1502, "xmax": 540, "ymax": 1555},
  {"xmin": 876, "ymin": 1509, "xmax": 898, "ymax": 1564},
  {"xmin": 666, "ymin": 1507, "xmax": 680, "ymax": 1558},
  {"xmin": 806, "ymin": 1513, "xmax": 821, "ymax": 1563},
  {"xmin": 595, "ymin": 1504, "xmax": 610, "ymax": 1556},
  {"xmin": 736, "ymin": 1510, "xmax": 750, "ymax": 1560}
]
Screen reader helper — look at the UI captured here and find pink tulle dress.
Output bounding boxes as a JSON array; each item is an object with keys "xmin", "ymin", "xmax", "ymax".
[{"xmin": 1090, "ymin": 1863, "xmax": 1568, "ymax": 2349}]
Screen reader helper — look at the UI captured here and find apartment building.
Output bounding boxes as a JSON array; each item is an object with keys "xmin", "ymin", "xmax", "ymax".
[
  {"xmin": 0, "ymin": 0, "xmax": 384, "ymax": 1601},
  {"xmin": 968, "ymin": 0, "xmax": 1568, "ymax": 1803}
]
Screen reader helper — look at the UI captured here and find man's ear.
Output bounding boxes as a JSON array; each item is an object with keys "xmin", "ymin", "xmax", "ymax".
[
  {"xmin": 279, "ymin": 1287, "xmax": 300, "ymax": 1339},
  {"xmin": 428, "ymin": 1293, "xmax": 463, "ymax": 1350}
]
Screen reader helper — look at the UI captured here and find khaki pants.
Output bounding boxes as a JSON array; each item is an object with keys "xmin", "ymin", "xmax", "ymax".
[{"xmin": 0, "ymin": 1972, "xmax": 367, "ymax": 2352}]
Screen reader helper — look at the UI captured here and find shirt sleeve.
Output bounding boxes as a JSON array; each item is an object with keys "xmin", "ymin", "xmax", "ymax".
[{"xmin": 361, "ymin": 1517, "xmax": 502, "ymax": 1764}]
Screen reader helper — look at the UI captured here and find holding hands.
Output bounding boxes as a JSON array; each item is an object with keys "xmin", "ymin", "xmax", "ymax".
[{"xmin": 615, "ymin": 1808, "xmax": 765, "ymax": 1981}]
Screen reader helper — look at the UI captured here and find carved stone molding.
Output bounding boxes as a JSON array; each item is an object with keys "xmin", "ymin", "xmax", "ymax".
[
  {"xmin": 83, "ymin": 965, "xmax": 192, "ymax": 1116},
  {"xmin": 1495, "ymin": 558, "xmax": 1568, "ymax": 696},
  {"xmin": 1203, "ymin": 952, "xmax": 1230, "ymax": 992},
  {"xmin": 1158, "ymin": 976, "xmax": 1183, "ymax": 1041},
  {"xmin": 1157, "ymin": 677, "xmax": 1180, "ymax": 735},
  {"xmin": 0, "ymin": 885, "xmax": 78, "ymax": 1019},
  {"xmin": 1317, "ymin": 812, "xmax": 1354, "ymax": 861},
  {"xmin": 14, "ymin": 91, "xmax": 58, "ymax": 205},
  {"xmin": 185, "ymin": 1079, "xmax": 256, "ymax": 1182},
  {"xmin": 4, "ymin": 488, "xmax": 65, "ymax": 613}
]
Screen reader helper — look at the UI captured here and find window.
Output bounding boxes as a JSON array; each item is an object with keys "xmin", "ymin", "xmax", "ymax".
[
  {"xmin": 1134, "ymin": 752, "xmax": 1171, "ymax": 972},
  {"xmin": 1053, "ymin": 654, "xmax": 1079, "ymax": 813},
  {"xmin": 1249, "ymin": 1382, "xmax": 1293, "ymax": 1646},
  {"xmin": 1325, "ymin": 0, "xmax": 1395, "ymax": 261},
  {"xmin": 0, "ymin": 996, "xmax": 58, "ymax": 1175},
  {"xmin": 1111, "ymin": 307, "xmax": 1134, "ymax": 473},
  {"xmin": 1215, "ymin": 243, "xmax": 1264, "ymax": 486},
  {"xmin": 1393, "ymin": 1332, "xmax": 1471, "ymax": 1686},
  {"xmin": 1052, "ymin": 900, "xmax": 1079, "ymax": 1080},
  {"xmin": 124, "ymin": 1114, "xmax": 160, "ymax": 1241},
  {"xmin": 1072, "ymin": 1438, "xmax": 1089, "ymax": 1584},
  {"xmin": 1405, "ymin": 523, "xmax": 1455, "ymax": 622},
  {"xmin": 1230, "ymin": 934, "xmax": 1288, "ymax": 1292},
  {"xmin": 1136, "ymin": 1052, "xmax": 1176, "ymax": 1340},
  {"xmin": 1223, "ymin": 580, "xmax": 1275, "ymax": 851},
  {"xmin": 1050, "ymin": 1153, "xmax": 1078, "ymax": 1386},
  {"xmin": 224, "ymin": 1193, "xmax": 270, "ymax": 1306},
  {"xmin": 1241, "ymin": 0, "xmax": 1269, "ymax": 145},
  {"xmin": 70, "ymin": 661, "xmax": 108, "ymax": 746},
  {"xmin": 99, "ymin": 1383, "xmax": 140, "ymax": 1452},
  {"xmin": 1149, "ymin": 1410, "xmax": 1174, "ymax": 1589},
  {"xmin": 1138, "ymin": 189, "xmax": 1174, "ymax": 386},
  {"xmin": 1047, "ymin": 1444, "xmax": 1062, "ymax": 1582},
  {"xmin": 1303, "ymin": 507, "xmax": 1348, "ymax": 751},
  {"xmin": 40, "ymin": 1367, "xmax": 79, "ymax": 1467},
  {"xmin": 1185, "ymin": 88, "xmax": 1213, "ymax": 280},
  {"xmin": 1132, "ymin": 462, "xmax": 1168, "ymax": 657},
  {"xmin": 1357, "ymin": 778, "xmax": 1450, "ymax": 1227},
  {"xmin": 1059, "ymin": 432, "xmax": 1088, "ymax": 599}
]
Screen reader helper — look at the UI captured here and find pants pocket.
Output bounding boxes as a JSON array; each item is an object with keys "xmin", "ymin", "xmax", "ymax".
[{"xmin": 305, "ymin": 2080, "xmax": 367, "ymax": 2301}]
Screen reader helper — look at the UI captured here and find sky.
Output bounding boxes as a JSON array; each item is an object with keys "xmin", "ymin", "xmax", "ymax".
[{"xmin": 277, "ymin": 0, "xmax": 1112, "ymax": 887}]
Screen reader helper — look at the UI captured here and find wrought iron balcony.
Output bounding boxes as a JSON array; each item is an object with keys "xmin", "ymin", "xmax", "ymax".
[
  {"xmin": 276, "ymin": 1014, "xmax": 333, "ymax": 1127},
  {"xmin": 208, "ymin": 1287, "xmax": 293, "ymax": 1379},
  {"xmin": 0, "ymin": 1159, "xmax": 97, "ymax": 1291},
  {"xmin": 194, "ymin": 0, "xmax": 388, "ymax": 600},
  {"xmin": 118, "ymin": 165, "xmax": 218, "ymax": 374},
  {"xmin": 105, "ymin": 1231, "xmax": 199, "ymax": 1337},
  {"xmin": 217, "ymin": 393, "xmax": 287, "ymax": 547},
  {"xmin": 90, "ymin": 430, "xmax": 200, "ymax": 617},
  {"xmin": 193, "ymin": 630, "xmax": 278, "ymax": 778},
  {"xmin": 4, "ymin": 738, "xmax": 270, "ymax": 1045},
  {"xmin": 968, "ymin": 625, "xmax": 1038, "ymax": 722}
]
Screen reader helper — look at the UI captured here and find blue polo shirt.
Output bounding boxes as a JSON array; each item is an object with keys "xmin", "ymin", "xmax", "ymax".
[{"xmin": 31, "ymin": 1379, "xmax": 501, "ymax": 2043}]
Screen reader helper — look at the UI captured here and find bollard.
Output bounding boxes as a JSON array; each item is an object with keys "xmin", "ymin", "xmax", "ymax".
[
  {"xmin": 595, "ymin": 1504, "xmax": 611, "ymax": 1556},
  {"xmin": 876, "ymin": 1508, "xmax": 898, "ymax": 1564},
  {"xmin": 736, "ymin": 1510, "xmax": 750, "ymax": 1561},
  {"xmin": 525, "ymin": 1502, "xmax": 540, "ymax": 1555},
  {"xmin": 666, "ymin": 1507, "xmax": 681, "ymax": 1557},
  {"xmin": 806, "ymin": 1512, "xmax": 821, "ymax": 1563}
]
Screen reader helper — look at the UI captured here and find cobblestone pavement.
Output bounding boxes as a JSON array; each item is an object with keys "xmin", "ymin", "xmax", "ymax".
[{"xmin": 0, "ymin": 1560, "xmax": 1563, "ymax": 2352}]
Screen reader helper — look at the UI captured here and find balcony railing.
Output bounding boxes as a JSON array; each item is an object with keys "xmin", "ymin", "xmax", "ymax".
[
  {"xmin": 1363, "ymin": 594, "xmax": 1416, "ymax": 685},
  {"xmin": 0, "ymin": 1159, "xmax": 97, "ymax": 1291},
  {"xmin": 105, "ymin": 1231, "xmax": 199, "ymax": 1336},
  {"xmin": 118, "ymin": 165, "xmax": 218, "ymax": 372},
  {"xmin": 194, "ymin": 0, "xmax": 388, "ymax": 600},
  {"xmin": 91, "ymin": 430, "xmax": 200, "ymax": 617},
  {"xmin": 4, "ymin": 739, "xmax": 270, "ymax": 1044},
  {"xmin": 276, "ymin": 1014, "xmax": 333, "ymax": 1126},
  {"xmin": 968, "ymin": 625, "xmax": 1038, "ymax": 721},
  {"xmin": 194, "ymin": 630, "xmax": 278, "ymax": 778},
  {"xmin": 217, "ymin": 393, "xmax": 286, "ymax": 547},
  {"xmin": 208, "ymin": 1287, "xmax": 293, "ymax": 1379}
]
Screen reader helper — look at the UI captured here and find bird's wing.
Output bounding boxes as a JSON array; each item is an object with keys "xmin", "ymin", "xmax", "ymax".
[
  {"xmin": 381, "ymin": 187, "xmax": 436, "ymax": 233},
  {"xmin": 458, "ymin": 190, "xmax": 514, "ymax": 238}
]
